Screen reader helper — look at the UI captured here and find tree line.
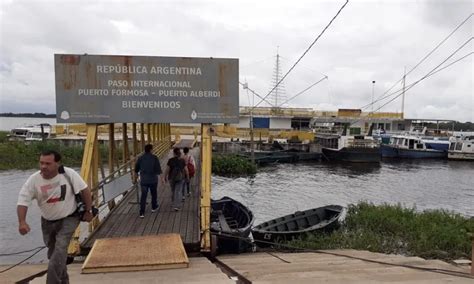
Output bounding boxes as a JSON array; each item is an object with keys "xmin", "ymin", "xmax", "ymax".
[{"xmin": 0, "ymin": 112, "xmax": 55, "ymax": 118}]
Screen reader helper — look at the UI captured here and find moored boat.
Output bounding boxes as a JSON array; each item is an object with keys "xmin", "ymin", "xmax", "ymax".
[
  {"xmin": 448, "ymin": 135, "xmax": 474, "ymax": 160},
  {"xmin": 252, "ymin": 205, "xmax": 343, "ymax": 247},
  {"xmin": 317, "ymin": 133, "xmax": 381, "ymax": 163},
  {"xmin": 211, "ymin": 196, "xmax": 255, "ymax": 253},
  {"xmin": 9, "ymin": 123, "xmax": 52, "ymax": 141},
  {"xmin": 381, "ymin": 134, "xmax": 448, "ymax": 159}
]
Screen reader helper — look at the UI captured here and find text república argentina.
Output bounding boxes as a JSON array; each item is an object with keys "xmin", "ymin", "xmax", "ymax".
[{"xmin": 96, "ymin": 65, "xmax": 202, "ymax": 75}]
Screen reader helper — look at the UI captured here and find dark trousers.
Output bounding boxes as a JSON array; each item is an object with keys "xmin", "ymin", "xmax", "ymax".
[
  {"xmin": 182, "ymin": 178, "xmax": 191, "ymax": 196},
  {"xmin": 170, "ymin": 180, "xmax": 184, "ymax": 209},
  {"xmin": 140, "ymin": 182, "xmax": 158, "ymax": 215},
  {"xmin": 41, "ymin": 216, "xmax": 80, "ymax": 284}
]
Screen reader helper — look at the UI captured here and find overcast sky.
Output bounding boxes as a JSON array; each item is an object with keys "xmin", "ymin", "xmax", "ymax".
[{"xmin": 0, "ymin": 0, "xmax": 472, "ymax": 122}]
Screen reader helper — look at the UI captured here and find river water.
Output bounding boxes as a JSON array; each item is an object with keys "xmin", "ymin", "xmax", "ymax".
[{"xmin": 1, "ymin": 159, "xmax": 473, "ymax": 265}]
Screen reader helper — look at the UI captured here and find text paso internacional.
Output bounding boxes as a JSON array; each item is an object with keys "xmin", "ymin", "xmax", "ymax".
[{"xmin": 55, "ymin": 54, "xmax": 239, "ymax": 123}]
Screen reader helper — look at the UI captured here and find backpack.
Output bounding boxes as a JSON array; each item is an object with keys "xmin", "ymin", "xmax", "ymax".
[
  {"xmin": 185, "ymin": 156, "xmax": 196, "ymax": 178},
  {"xmin": 170, "ymin": 166, "xmax": 184, "ymax": 182},
  {"xmin": 169, "ymin": 158, "xmax": 184, "ymax": 182},
  {"xmin": 187, "ymin": 159, "xmax": 195, "ymax": 178}
]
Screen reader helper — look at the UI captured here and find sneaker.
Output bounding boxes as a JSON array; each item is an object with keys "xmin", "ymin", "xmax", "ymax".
[
  {"xmin": 151, "ymin": 207, "xmax": 158, "ymax": 213},
  {"xmin": 139, "ymin": 214, "xmax": 145, "ymax": 218},
  {"xmin": 173, "ymin": 207, "xmax": 180, "ymax": 211},
  {"xmin": 182, "ymin": 197, "xmax": 185, "ymax": 202}
]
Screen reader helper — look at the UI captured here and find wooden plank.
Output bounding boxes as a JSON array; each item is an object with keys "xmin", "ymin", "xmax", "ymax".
[
  {"xmin": 83, "ymin": 148, "xmax": 201, "ymax": 251},
  {"xmin": 82, "ymin": 234, "xmax": 188, "ymax": 274}
]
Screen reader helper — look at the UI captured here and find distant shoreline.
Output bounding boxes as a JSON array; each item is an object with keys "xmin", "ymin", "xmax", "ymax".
[{"xmin": 0, "ymin": 113, "xmax": 55, "ymax": 118}]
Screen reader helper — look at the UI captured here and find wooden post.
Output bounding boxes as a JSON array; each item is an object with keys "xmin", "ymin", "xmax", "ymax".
[
  {"xmin": 132, "ymin": 123, "xmax": 138, "ymax": 157},
  {"xmin": 90, "ymin": 135, "xmax": 99, "ymax": 231},
  {"xmin": 471, "ymin": 235, "xmax": 474, "ymax": 276},
  {"xmin": 200, "ymin": 123, "xmax": 212, "ymax": 252},
  {"xmin": 122, "ymin": 123, "xmax": 129, "ymax": 164},
  {"xmin": 147, "ymin": 124, "xmax": 151, "ymax": 144},
  {"xmin": 140, "ymin": 123, "xmax": 145, "ymax": 150},
  {"xmin": 107, "ymin": 124, "xmax": 116, "ymax": 210}
]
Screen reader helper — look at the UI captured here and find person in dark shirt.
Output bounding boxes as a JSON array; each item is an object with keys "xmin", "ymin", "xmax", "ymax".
[
  {"xmin": 163, "ymin": 148, "xmax": 188, "ymax": 211},
  {"xmin": 134, "ymin": 144, "xmax": 162, "ymax": 218}
]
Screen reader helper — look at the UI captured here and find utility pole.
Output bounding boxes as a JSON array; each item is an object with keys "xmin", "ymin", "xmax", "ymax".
[
  {"xmin": 243, "ymin": 83, "xmax": 255, "ymax": 164},
  {"xmin": 401, "ymin": 67, "xmax": 406, "ymax": 119},
  {"xmin": 371, "ymin": 80, "xmax": 376, "ymax": 114}
]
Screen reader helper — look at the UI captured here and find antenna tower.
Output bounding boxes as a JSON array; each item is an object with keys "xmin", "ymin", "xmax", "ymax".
[{"xmin": 269, "ymin": 47, "xmax": 287, "ymax": 107}]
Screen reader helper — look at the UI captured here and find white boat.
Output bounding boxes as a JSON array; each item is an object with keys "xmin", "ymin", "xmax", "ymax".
[
  {"xmin": 448, "ymin": 135, "xmax": 474, "ymax": 160},
  {"xmin": 381, "ymin": 134, "xmax": 449, "ymax": 159},
  {"xmin": 9, "ymin": 123, "xmax": 52, "ymax": 141}
]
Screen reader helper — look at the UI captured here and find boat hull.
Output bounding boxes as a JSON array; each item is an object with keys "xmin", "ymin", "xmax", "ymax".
[
  {"xmin": 322, "ymin": 147, "xmax": 381, "ymax": 163},
  {"xmin": 381, "ymin": 145, "xmax": 447, "ymax": 159},
  {"xmin": 252, "ymin": 205, "xmax": 343, "ymax": 248},
  {"xmin": 448, "ymin": 152, "xmax": 474, "ymax": 160},
  {"xmin": 211, "ymin": 197, "xmax": 254, "ymax": 253}
]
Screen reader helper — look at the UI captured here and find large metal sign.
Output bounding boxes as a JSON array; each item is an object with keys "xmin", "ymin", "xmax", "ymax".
[{"xmin": 55, "ymin": 54, "xmax": 239, "ymax": 123}]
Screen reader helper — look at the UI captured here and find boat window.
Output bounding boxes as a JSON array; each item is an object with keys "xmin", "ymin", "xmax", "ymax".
[
  {"xmin": 455, "ymin": 143, "xmax": 463, "ymax": 151},
  {"xmin": 408, "ymin": 139, "xmax": 414, "ymax": 149},
  {"xmin": 416, "ymin": 143, "xmax": 424, "ymax": 149},
  {"xmin": 449, "ymin": 143, "xmax": 455, "ymax": 150}
]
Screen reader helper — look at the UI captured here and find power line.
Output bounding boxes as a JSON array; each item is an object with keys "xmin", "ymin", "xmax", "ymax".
[
  {"xmin": 239, "ymin": 81, "xmax": 273, "ymax": 106},
  {"xmin": 278, "ymin": 75, "xmax": 328, "ymax": 107},
  {"xmin": 363, "ymin": 13, "xmax": 473, "ymax": 110},
  {"xmin": 253, "ymin": 0, "xmax": 350, "ymax": 109},
  {"xmin": 0, "ymin": 247, "xmax": 45, "ymax": 274},
  {"xmin": 0, "ymin": 246, "xmax": 46, "ymax": 256},
  {"xmin": 373, "ymin": 37, "xmax": 473, "ymax": 113}
]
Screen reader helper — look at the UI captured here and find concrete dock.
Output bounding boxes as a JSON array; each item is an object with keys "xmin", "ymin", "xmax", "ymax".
[
  {"xmin": 5, "ymin": 250, "xmax": 473, "ymax": 283},
  {"xmin": 217, "ymin": 250, "xmax": 473, "ymax": 283}
]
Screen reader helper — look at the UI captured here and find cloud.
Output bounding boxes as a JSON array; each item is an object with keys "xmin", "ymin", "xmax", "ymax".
[{"xmin": 0, "ymin": 0, "xmax": 472, "ymax": 122}]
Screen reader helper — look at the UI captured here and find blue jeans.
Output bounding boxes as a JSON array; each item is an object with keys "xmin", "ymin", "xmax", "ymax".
[
  {"xmin": 140, "ymin": 182, "xmax": 158, "ymax": 215},
  {"xmin": 182, "ymin": 178, "xmax": 191, "ymax": 196},
  {"xmin": 170, "ymin": 180, "xmax": 184, "ymax": 209}
]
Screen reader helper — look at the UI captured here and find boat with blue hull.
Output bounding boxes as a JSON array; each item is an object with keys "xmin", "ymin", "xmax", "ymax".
[{"xmin": 381, "ymin": 134, "xmax": 448, "ymax": 159}]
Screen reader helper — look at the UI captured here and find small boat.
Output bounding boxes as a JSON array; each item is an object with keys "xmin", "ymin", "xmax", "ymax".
[
  {"xmin": 211, "ymin": 196, "xmax": 255, "ymax": 253},
  {"xmin": 448, "ymin": 135, "xmax": 474, "ymax": 160},
  {"xmin": 9, "ymin": 123, "xmax": 52, "ymax": 141},
  {"xmin": 252, "ymin": 205, "xmax": 343, "ymax": 247}
]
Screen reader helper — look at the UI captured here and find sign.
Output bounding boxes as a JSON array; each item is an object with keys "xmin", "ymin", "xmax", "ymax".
[{"xmin": 55, "ymin": 54, "xmax": 239, "ymax": 123}]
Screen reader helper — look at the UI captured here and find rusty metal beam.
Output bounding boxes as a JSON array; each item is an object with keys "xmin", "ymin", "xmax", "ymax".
[
  {"xmin": 200, "ymin": 123, "xmax": 212, "ymax": 252},
  {"xmin": 68, "ymin": 124, "xmax": 98, "ymax": 255}
]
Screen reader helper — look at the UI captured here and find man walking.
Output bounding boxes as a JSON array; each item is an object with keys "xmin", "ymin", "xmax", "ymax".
[
  {"xmin": 134, "ymin": 144, "xmax": 162, "ymax": 218},
  {"xmin": 17, "ymin": 150, "xmax": 93, "ymax": 284},
  {"xmin": 163, "ymin": 148, "xmax": 188, "ymax": 211}
]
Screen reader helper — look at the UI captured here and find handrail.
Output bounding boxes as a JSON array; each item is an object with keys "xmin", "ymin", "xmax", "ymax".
[{"xmin": 90, "ymin": 139, "xmax": 172, "ymax": 195}]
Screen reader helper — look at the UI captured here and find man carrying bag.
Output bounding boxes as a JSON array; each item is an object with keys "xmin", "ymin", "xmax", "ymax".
[{"xmin": 17, "ymin": 150, "xmax": 93, "ymax": 284}]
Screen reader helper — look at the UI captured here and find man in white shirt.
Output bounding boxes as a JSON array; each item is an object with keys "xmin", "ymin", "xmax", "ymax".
[{"xmin": 17, "ymin": 150, "xmax": 93, "ymax": 284}]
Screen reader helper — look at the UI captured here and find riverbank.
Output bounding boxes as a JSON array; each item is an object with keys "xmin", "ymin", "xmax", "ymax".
[
  {"xmin": 0, "ymin": 131, "xmax": 109, "ymax": 170},
  {"xmin": 287, "ymin": 202, "xmax": 474, "ymax": 261}
]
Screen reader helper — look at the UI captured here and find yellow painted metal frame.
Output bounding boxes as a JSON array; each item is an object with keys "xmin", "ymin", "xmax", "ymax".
[
  {"xmin": 67, "ymin": 121, "xmax": 209, "ymax": 255},
  {"xmin": 68, "ymin": 124, "xmax": 98, "ymax": 255},
  {"xmin": 200, "ymin": 124, "xmax": 212, "ymax": 251}
]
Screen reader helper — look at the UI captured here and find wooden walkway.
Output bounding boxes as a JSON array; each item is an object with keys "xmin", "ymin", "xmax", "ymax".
[{"xmin": 82, "ymin": 143, "xmax": 201, "ymax": 253}]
